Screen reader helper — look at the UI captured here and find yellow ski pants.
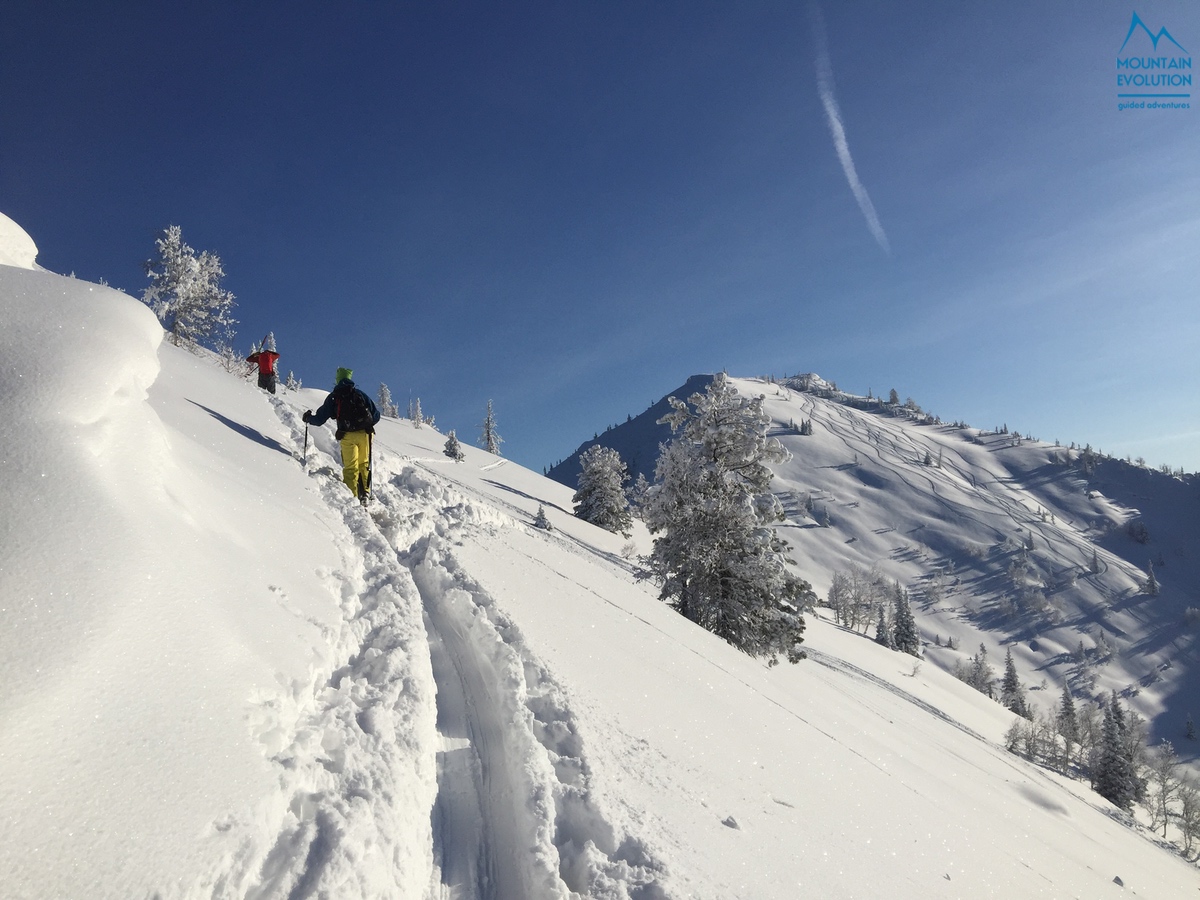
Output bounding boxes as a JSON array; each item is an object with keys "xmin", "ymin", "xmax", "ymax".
[{"xmin": 338, "ymin": 431, "xmax": 372, "ymax": 497}]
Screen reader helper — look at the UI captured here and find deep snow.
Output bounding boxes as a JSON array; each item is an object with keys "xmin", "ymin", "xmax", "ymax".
[{"xmin": 2, "ymin": 224, "xmax": 1199, "ymax": 898}]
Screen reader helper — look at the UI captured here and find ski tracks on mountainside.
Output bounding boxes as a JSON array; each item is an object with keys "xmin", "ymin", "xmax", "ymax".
[
  {"xmin": 373, "ymin": 464, "xmax": 673, "ymax": 900},
  {"xmin": 216, "ymin": 397, "xmax": 671, "ymax": 899},
  {"xmin": 196, "ymin": 398, "xmax": 440, "ymax": 899}
]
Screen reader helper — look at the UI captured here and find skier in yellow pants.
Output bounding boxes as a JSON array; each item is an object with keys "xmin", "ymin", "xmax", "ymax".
[{"xmin": 303, "ymin": 368, "xmax": 381, "ymax": 505}]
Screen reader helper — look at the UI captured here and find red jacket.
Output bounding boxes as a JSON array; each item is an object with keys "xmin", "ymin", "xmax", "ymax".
[{"xmin": 247, "ymin": 350, "xmax": 279, "ymax": 374}]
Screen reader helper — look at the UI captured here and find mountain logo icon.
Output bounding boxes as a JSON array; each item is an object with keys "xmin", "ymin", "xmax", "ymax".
[{"xmin": 1118, "ymin": 11, "xmax": 1188, "ymax": 54}]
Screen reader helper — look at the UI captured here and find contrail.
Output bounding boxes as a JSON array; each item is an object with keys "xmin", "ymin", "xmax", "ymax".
[{"xmin": 811, "ymin": 4, "xmax": 891, "ymax": 255}]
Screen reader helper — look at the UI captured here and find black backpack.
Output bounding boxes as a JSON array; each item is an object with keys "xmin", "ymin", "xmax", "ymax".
[{"xmin": 335, "ymin": 384, "xmax": 374, "ymax": 433}]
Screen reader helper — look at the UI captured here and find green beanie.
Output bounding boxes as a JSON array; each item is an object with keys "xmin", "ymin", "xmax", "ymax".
[{"xmin": 335, "ymin": 367, "xmax": 353, "ymax": 384}]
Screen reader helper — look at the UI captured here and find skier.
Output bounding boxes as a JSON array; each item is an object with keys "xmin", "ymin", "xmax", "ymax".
[
  {"xmin": 303, "ymin": 368, "xmax": 381, "ymax": 506},
  {"xmin": 246, "ymin": 333, "xmax": 280, "ymax": 394}
]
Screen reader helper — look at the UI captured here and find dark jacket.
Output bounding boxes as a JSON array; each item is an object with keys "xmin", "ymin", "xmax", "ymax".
[{"xmin": 307, "ymin": 379, "xmax": 381, "ymax": 435}]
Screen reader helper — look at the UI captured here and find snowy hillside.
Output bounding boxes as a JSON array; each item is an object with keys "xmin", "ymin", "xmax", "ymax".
[
  {"xmin": 3, "ymin": 237, "xmax": 1199, "ymax": 896},
  {"xmin": 551, "ymin": 375, "xmax": 1200, "ymax": 762}
]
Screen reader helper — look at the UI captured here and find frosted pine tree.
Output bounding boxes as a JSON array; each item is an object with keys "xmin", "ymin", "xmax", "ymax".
[
  {"xmin": 642, "ymin": 374, "xmax": 813, "ymax": 664},
  {"xmin": 1000, "ymin": 648, "xmax": 1029, "ymax": 718},
  {"xmin": 533, "ymin": 505, "xmax": 552, "ymax": 530},
  {"xmin": 444, "ymin": 430, "xmax": 465, "ymax": 462},
  {"xmin": 284, "ymin": 371, "xmax": 301, "ymax": 391},
  {"xmin": 1057, "ymin": 684, "xmax": 1080, "ymax": 771},
  {"xmin": 479, "ymin": 400, "xmax": 502, "ymax": 455},
  {"xmin": 142, "ymin": 225, "xmax": 236, "ymax": 349},
  {"xmin": 891, "ymin": 585, "xmax": 920, "ymax": 657},
  {"xmin": 573, "ymin": 445, "xmax": 633, "ymax": 537},
  {"xmin": 411, "ymin": 397, "xmax": 424, "ymax": 428},
  {"xmin": 874, "ymin": 605, "xmax": 893, "ymax": 649},
  {"xmin": 1143, "ymin": 560, "xmax": 1160, "ymax": 596},
  {"xmin": 628, "ymin": 472, "xmax": 651, "ymax": 517},
  {"xmin": 378, "ymin": 383, "xmax": 400, "ymax": 418},
  {"xmin": 1094, "ymin": 693, "xmax": 1139, "ymax": 811}
]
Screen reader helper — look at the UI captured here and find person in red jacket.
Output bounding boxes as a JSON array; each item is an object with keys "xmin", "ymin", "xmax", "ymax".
[{"xmin": 246, "ymin": 333, "xmax": 280, "ymax": 394}]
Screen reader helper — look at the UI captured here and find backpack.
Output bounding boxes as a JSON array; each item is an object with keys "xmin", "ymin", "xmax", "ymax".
[{"xmin": 335, "ymin": 384, "xmax": 374, "ymax": 433}]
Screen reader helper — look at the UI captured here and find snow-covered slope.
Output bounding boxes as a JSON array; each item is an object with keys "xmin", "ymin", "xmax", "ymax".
[
  {"xmin": 3, "ymin": 260, "xmax": 1199, "ymax": 898},
  {"xmin": 553, "ymin": 375, "xmax": 1200, "ymax": 757},
  {"xmin": 0, "ymin": 211, "xmax": 39, "ymax": 269}
]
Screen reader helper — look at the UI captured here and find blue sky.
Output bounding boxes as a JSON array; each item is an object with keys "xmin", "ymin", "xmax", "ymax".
[{"xmin": 3, "ymin": 1, "xmax": 1198, "ymax": 472}]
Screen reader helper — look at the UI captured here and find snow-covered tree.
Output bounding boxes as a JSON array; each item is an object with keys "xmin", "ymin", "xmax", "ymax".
[
  {"xmin": 627, "ymin": 472, "xmax": 652, "ymax": 517},
  {"xmin": 1093, "ymin": 694, "xmax": 1140, "ymax": 811},
  {"xmin": 444, "ymin": 430, "xmax": 465, "ymax": 462},
  {"xmin": 573, "ymin": 445, "xmax": 633, "ymax": 537},
  {"xmin": 479, "ymin": 400, "xmax": 502, "ymax": 455},
  {"xmin": 533, "ymin": 505, "xmax": 552, "ymax": 530},
  {"xmin": 411, "ymin": 397, "xmax": 424, "ymax": 428},
  {"xmin": 378, "ymin": 383, "xmax": 400, "ymax": 418},
  {"xmin": 284, "ymin": 371, "xmax": 301, "ymax": 391},
  {"xmin": 874, "ymin": 605, "xmax": 893, "ymax": 649},
  {"xmin": 141, "ymin": 225, "xmax": 236, "ymax": 349},
  {"xmin": 1143, "ymin": 560, "xmax": 1160, "ymax": 596},
  {"xmin": 956, "ymin": 643, "xmax": 995, "ymax": 698},
  {"xmin": 642, "ymin": 374, "xmax": 813, "ymax": 664},
  {"xmin": 1000, "ymin": 647, "xmax": 1030, "ymax": 718},
  {"xmin": 891, "ymin": 585, "xmax": 920, "ymax": 657},
  {"xmin": 1056, "ymin": 684, "xmax": 1079, "ymax": 772}
]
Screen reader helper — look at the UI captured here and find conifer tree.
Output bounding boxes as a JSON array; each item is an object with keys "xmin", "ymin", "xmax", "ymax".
[
  {"xmin": 284, "ymin": 371, "xmax": 301, "ymax": 391},
  {"xmin": 141, "ymin": 225, "xmax": 236, "ymax": 349},
  {"xmin": 1094, "ymin": 693, "xmax": 1139, "ymax": 811},
  {"xmin": 378, "ymin": 383, "xmax": 400, "ymax": 418},
  {"xmin": 1001, "ymin": 648, "xmax": 1029, "ymax": 718},
  {"xmin": 533, "ymin": 504, "xmax": 552, "ymax": 530},
  {"xmin": 479, "ymin": 400, "xmax": 503, "ymax": 454},
  {"xmin": 444, "ymin": 430, "xmax": 465, "ymax": 462},
  {"xmin": 643, "ymin": 374, "xmax": 813, "ymax": 664},
  {"xmin": 573, "ymin": 445, "xmax": 633, "ymax": 537},
  {"xmin": 874, "ymin": 605, "xmax": 893, "ymax": 649},
  {"xmin": 891, "ymin": 585, "xmax": 920, "ymax": 657},
  {"xmin": 1144, "ymin": 560, "xmax": 1160, "ymax": 596},
  {"xmin": 1056, "ymin": 684, "xmax": 1079, "ymax": 771},
  {"xmin": 628, "ymin": 472, "xmax": 652, "ymax": 517}
]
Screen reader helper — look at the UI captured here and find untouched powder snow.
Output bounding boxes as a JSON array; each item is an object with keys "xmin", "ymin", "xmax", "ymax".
[
  {"xmin": 0, "ymin": 210, "xmax": 39, "ymax": 269},
  {"xmin": 2, "ymin": 260, "xmax": 1199, "ymax": 898}
]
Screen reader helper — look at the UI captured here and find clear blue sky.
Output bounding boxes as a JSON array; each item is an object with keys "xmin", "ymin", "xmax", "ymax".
[{"xmin": 3, "ymin": 1, "xmax": 1197, "ymax": 472}]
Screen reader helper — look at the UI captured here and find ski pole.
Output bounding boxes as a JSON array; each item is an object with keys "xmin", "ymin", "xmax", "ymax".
[{"xmin": 303, "ymin": 422, "xmax": 309, "ymax": 468}]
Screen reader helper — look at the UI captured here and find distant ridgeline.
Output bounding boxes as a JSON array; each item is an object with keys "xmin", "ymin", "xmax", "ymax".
[
  {"xmin": 547, "ymin": 374, "xmax": 714, "ymax": 489},
  {"xmin": 548, "ymin": 371, "xmax": 935, "ymax": 490}
]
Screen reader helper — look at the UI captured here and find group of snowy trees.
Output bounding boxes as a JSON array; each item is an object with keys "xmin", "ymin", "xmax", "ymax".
[
  {"xmin": 1002, "ymin": 688, "xmax": 1200, "ymax": 858},
  {"xmin": 826, "ymin": 565, "xmax": 917, "ymax": 651},
  {"xmin": 141, "ymin": 225, "xmax": 236, "ymax": 349},
  {"xmin": 566, "ymin": 376, "xmax": 814, "ymax": 664}
]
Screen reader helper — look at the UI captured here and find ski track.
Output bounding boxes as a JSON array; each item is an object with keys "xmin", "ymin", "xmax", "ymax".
[
  {"xmin": 203, "ymin": 399, "xmax": 672, "ymax": 899},
  {"xmin": 795, "ymin": 396, "xmax": 1132, "ymax": 593},
  {"xmin": 194, "ymin": 399, "xmax": 440, "ymax": 900}
]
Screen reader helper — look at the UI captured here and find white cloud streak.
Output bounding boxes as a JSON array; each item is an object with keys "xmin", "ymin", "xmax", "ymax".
[{"xmin": 811, "ymin": 4, "xmax": 891, "ymax": 255}]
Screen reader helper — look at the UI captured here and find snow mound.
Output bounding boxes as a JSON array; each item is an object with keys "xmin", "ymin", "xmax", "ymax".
[{"xmin": 0, "ymin": 211, "xmax": 39, "ymax": 269}]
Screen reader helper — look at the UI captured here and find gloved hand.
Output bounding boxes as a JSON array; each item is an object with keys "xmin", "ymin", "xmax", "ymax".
[{"xmin": 302, "ymin": 410, "xmax": 312, "ymax": 423}]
